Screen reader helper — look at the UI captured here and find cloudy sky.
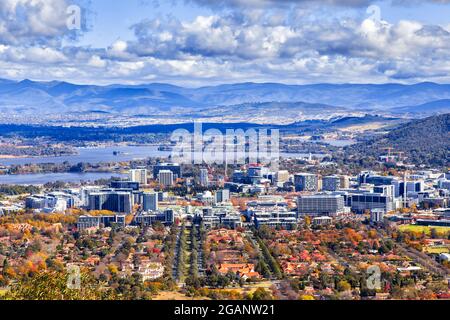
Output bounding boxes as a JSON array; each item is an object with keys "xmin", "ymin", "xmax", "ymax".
[{"xmin": 1, "ymin": 0, "xmax": 450, "ymax": 86}]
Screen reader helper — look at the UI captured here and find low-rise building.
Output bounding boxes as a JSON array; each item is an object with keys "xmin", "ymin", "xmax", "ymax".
[{"xmin": 77, "ymin": 215, "xmax": 126, "ymax": 231}]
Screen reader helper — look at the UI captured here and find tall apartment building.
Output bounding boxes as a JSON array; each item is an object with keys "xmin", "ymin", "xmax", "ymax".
[
  {"xmin": 322, "ymin": 176, "xmax": 341, "ymax": 191},
  {"xmin": 340, "ymin": 175, "xmax": 350, "ymax": 189},
  {"xmin": 297, "ymin": 194, "xmax": 345, "ymax": 217},
  {"xmin": 275, "ymin": 170, "xmax": 290, "ymax": 184},
  {"xmin": 294, "ymin": 173, "xmax": 318, "ymax": 192},
  {"xmin": 129, "ymin": 168, "xmax": 148, "ymax": 185},
  {"xmin": 142, "ymin": 192, "xmax": 158, "ymax": 211},
  {"xmin": 215, "ymin": 189, "xmax": 230, "ymax": 203},
  {"xmin": 199, "ymin": 168, "xmax": 209, "ymax": 187},
  {"xmin": 158, "ymin": 170, "xmax": 174, "ymax": 187},
  {"xmin": 153, "ymin": 163, "xmax": 181, "ymax": 179}
]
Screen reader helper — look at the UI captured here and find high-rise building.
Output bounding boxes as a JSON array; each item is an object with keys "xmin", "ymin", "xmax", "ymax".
[
  {"xmin": 275, "ymin": 170, "xmax": 290, "ymax": 184},
  {"xmin": 158, "ymin": 170, "xmax": 174, "ymax": 187},
  {"xmin": 215, "ymin": 189, "xmax": 230, "ymax": 203},
  {"xmin": 248, "ymin": 166, "xmax": 263, "ymax": 178},
  {"xmin": 129, "ymin": 168, "xmax": 148, "ymax": 185},
  {"xmin": 294, "ymin": 173, "xmax": 318, "ymax": 192},
  {"xmin": 153, "ymin": 163, "xmax": 181, "ymax": 179},
  {"xmin": 340, "ymin": 176, "xmax": 350, "ymax": 189},
  {"xmin": 297, "ymin": 195, "xmax": 345, "ymax": 217},
  {"xmin": 199, "ymin": 168, "xmax": 209, "ymax": 187},
  {"xmin": 322, "ymin": 176, "xmax": 341, "ymax": 191},
  {"xmin": 142, "ymin": 192, "xmax": 158, "ymax": 211},
  {"xmin": 88, "ymin": 191, "xmax": 133, "ymax": 214}
]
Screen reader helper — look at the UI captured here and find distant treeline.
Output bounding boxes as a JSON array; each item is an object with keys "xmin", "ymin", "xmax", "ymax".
[{"xmin": 0, "ymin": 185, "xmax": 41, "ymax": 195}]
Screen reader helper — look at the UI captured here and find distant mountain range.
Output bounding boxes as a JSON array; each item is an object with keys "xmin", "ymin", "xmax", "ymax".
[{"xmin": 0, "ymin": 79, "xmax": 449, "ymax": 120}]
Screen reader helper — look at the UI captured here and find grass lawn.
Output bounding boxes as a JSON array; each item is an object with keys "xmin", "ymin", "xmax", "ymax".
[
  {"xmin": 231, "ymin": 281, "xmax": 274, "ymax": 295},
  {"xmin": 398, "ymin": 224, "xmax": 450, "ymax": 236},
  {"xmin": 154, "ymin": 291, "xmax": 208, "ymax": 300},
  {"xmin": 424, "ymin": 246, "xmax": 449, "ymax": 254}
]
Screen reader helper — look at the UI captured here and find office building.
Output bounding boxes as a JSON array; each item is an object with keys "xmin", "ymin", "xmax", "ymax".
[
  {"xmin": 142, "ymin": 192, "xmax": 158, "ymax": 211},
  {"xmin": 195, "ymin": 207, "xmax": 242, "ymax": 229},
  {"xmin": 252, "ymin": 209, "xmax": 297, "ymax": 229},
  {"xmin": 275, "ymin": 170, "xmax": 290, "ymax": 184},
  {"xmin": 199, "ymin": 168, "xmax": 209, "ymax": 187},
  {"xmin": 312, "ymin": 216, "xmax": 333, "ymax": 226},
  {"xmin": 340, "ymin": 175, "xmax": 350, "ymax": 189},
  {"xmin": 248, "ymin": 166, "xmax": 263, "ymax": 178},
  {"xmin": 438, "ymin": 179, "xmax": 450, "ymax": 190},
  {"xmin": 322, "ymin": 176, "xmax": 341, "ymax": 191},
  {"xmin": 77, "ymin": 215, "xmax": 126, "ymax": 231},
  {"xmin": 110, "ymin": 180, "xmax": 140, "ymax": 191},
  {"xmin": 374, "ymin": 185, "xmax": 395, "ymax": 198},
  {"xmin": 350, "ymin": 193, "xmax": 393, "ymax": 214},
  {"xmin": 153, "ymin": 163, "xmax": 181, "ymax": 179},
  {"xmin": 25, "ymin": 194, "xmax": 68, "ymax": 213},
  {"xmin": 88, "ymin": 191, "xmax": 133, "ymax": 214},
  {"xmin": 359, "ymin": 172, "xmax": 395, "ymax": 186},
  {"xmin": 232, "ymin": 170, "xmax": 246, "ymax": 183},
  {"xmin": 129, "ymin": 168, "xmax": 148, "ymax": 185},
  {"xmin": 297, "ymin": 195, "xmax": 345, "ymax": 217},
  {"xmin": 158, "ymin": 170, "xmax": 174, "ymax": 187},
  {"xmin": 157, "ymin": 192, "xmax": 168, "ymax": 202},
  {"xmin": 215, "ymin": 189, "xmax": 230, "ymax": 204},
  {"xmin": 134, "ymin": 209, "xmax": 174, "ymax": 226},
  {"xmin": 370, "ymin": 209, "xmax": 385, "ymax": 223},
  {"xmin": 294, "ymin": 173, "xmax": 318, "ymax": 192}
]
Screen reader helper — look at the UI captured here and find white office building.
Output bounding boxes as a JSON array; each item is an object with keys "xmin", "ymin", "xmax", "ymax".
[
  {"xmin": 158, "ymin": 170, "xmax": 174, "ymax": 187},
  {"xmin": 129, "ymin": 168, "xmax": 148, "ymax": 185}
]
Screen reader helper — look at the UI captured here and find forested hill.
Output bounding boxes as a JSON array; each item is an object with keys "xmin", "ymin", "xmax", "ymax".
[{"xmin": 345, "ymin": 113, "xmax": 450, "ymax": 167}]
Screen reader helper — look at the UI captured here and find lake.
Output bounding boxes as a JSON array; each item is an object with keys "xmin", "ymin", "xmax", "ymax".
[
  {"xmin": 0, "ymin": 145, "xmax": 327, "ymax": 166},
  {"xmin": 0, "ymin": 145, "xmax": 171, "ymax": 166},
  {"xmin": 0, "ymin": 145, "xmax": 328, "ymax": 185}
]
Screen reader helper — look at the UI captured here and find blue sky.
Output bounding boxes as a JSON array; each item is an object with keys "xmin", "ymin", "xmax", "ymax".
[{"xmin": 1, "ymin": 0, "xmax": 450, "ymax": 86}]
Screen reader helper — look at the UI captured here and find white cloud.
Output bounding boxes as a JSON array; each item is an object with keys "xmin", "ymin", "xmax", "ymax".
[
  {"xmin": 0, "ymin": 1, "xmax": 450, "ymax": 85},
  {"xmin": 88, "ymin": 55, "xmax": 107, "ymax": 68},
  {"xmin": 0, "ymin": 0, "xmax": 75, "ymax": 45}
]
